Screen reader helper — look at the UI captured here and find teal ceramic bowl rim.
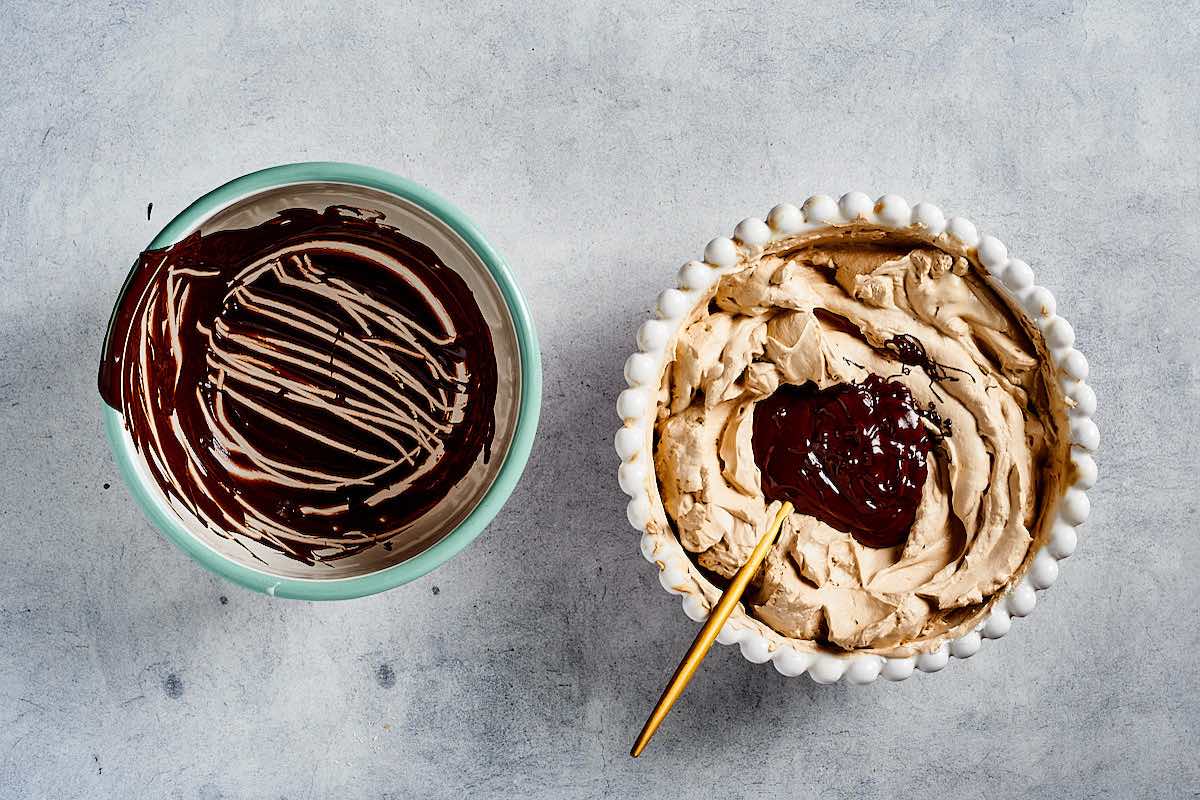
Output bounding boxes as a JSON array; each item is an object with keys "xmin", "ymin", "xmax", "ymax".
[{"xmin": 101, "ymin": 161, "xmax": 542, "ymax": 600}]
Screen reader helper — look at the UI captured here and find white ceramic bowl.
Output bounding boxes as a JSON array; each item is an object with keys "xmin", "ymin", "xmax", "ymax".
[{"xmin": 615, "ymin": 193, "xmax": 1098, "ymax": 684}]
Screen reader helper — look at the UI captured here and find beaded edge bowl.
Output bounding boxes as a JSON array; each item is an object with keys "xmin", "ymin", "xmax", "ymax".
[{"xmin": 614, "ymin": 193, "xmax": 1098, "ymax": 684}]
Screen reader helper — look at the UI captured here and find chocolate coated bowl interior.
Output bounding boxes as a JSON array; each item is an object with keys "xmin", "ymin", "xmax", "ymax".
[{"xmin": 102, "ymin": 181, "xmax": 522, "ymax": 581}]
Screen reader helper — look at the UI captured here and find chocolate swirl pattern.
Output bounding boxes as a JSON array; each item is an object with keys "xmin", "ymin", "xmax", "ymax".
[{"xmin": 100, "ymin": 207, "xmax": 497, "ymax": 565}]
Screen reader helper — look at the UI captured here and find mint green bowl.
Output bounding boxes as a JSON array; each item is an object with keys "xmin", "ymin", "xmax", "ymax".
[{"xmin": 101, "ymin": 162, "xmax": 541, "ymax": 599}]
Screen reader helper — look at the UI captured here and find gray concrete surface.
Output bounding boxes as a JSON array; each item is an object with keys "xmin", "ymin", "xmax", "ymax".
[{"xmin": 2, "ymin": 1, "xmax": 1198, "ymax": 797}]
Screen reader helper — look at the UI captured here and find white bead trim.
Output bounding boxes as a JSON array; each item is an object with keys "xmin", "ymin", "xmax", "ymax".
[{"xmin": 614, "ymin": 193, "xmax": 1098, "ymax": 684}]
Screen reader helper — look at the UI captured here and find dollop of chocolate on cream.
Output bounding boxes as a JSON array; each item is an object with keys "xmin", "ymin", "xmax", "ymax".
[
  {"xmin": 99, "ymin": 206, "xmax": 496, "ymax": 565},
  {"xmin": 752, "ymin": 374, "xmax": 940, "ymax": 549}
]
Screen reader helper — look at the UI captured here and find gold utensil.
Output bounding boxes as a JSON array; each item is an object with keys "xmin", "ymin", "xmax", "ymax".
[{"xmin": 630, "ymin": 500, "xmax": 793, "ymax": 757}]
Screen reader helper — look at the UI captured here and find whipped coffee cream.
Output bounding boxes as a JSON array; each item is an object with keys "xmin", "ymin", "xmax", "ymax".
[
  {"xmin": 100, "ymin": 206, "xmax": 497, "ymax": 565},
  {"xmin": 654, "ymin": 230, "xmax": 1070, "ymax": 653}
]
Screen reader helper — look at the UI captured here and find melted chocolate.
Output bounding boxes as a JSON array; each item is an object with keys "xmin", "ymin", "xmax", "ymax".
[
  {"xmin": 99, "ymin": 206, "xmax": 497, "ymax": 565},
  {"xmin": 884, "ymin": 333, "xmax": 934, "ymax": 371},
  {"xmin": 751, "ymin": 375, "xmax": 940, "ymax": 549},
  {"xmin": 884, "ymin": 333, "xmax": 975, "ymax": 400}
]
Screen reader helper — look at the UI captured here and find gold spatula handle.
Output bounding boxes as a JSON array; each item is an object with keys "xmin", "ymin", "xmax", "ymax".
[{"xmin": 631, "ymin": 501, "xmax": 793, "ymax": 757}]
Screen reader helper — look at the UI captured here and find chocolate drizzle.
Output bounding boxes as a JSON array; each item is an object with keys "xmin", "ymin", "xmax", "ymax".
[
  {"xmin": 99, "ymin": 206, "xmax": 497, "ymax": 565},
  {"xmin": 884, "ymin": 333, "xmax": 975, "ymax": 401},
  {"xmin": 751, "ymin": 374, "xmax": 942, "ymax": 549}
]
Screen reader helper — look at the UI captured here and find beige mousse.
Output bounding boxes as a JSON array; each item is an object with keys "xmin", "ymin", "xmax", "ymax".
[{"xmin": 653, "ymin": 229, "xmax": 1070, "ymax": 655}]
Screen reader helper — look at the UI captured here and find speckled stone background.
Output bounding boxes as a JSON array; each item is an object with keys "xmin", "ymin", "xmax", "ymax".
[{"xmin": 2, "ymin": 1, "xmax": 1198, "ymax": 797}]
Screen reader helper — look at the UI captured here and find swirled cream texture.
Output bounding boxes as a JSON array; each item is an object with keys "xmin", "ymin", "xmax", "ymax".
[
  {"xmin": 100, "ymin": 207, "xmax": 496, "ymax": 566},
  {"xmin": 653, "ymin": 229, "xmax": 1069, "ymax": 654}
]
